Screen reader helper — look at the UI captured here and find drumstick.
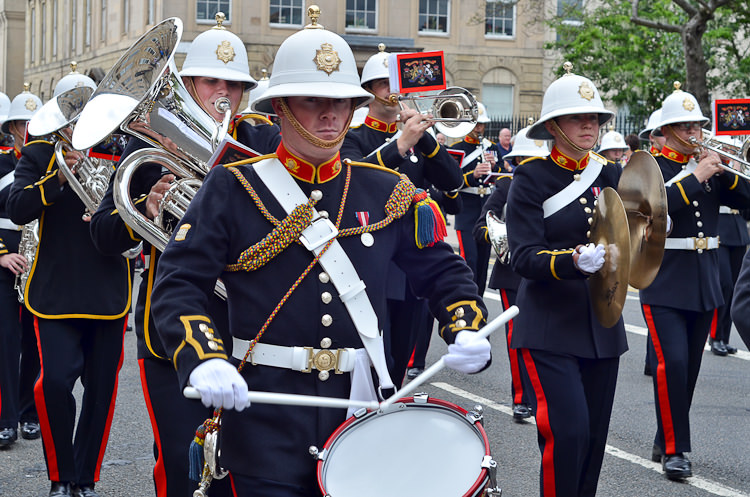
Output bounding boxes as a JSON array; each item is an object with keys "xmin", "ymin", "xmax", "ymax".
[
  {"xmin": 379, "ymin": 305, "xmax": 519, "ymax": 410},
  {"xmin": 183, "ymin": 387, "xmax": 381, "ymax": 410}
]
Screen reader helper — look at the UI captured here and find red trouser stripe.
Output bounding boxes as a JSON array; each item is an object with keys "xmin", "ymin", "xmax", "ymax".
[
  {"xmin": 93, "ymin": 323, "xmax": 127, "ymax": 482},
  {"xmin": 521, "ymin": 349, "xmax": 556, "ymax": 497},
  {"xmin": 139, "ymin": 358, "xmax": 168, "ymax": 497},
  {"xmin": 456, "ymin": 230, "xmax": 466, "ymax": 259},
  {"xmin": 500, "ymin": 289, "xmax": 524, "ymax": 404},
  {"xmin": 709, "ymin": 309, "xmax": 718, "ymax": 342},
  {"xmin": 642, "ymin": 304, "xmax": 677, "ymax": 454},
  {"xmin": 33, "ymin": 316, "xmax": 60, "ymax": 481}
]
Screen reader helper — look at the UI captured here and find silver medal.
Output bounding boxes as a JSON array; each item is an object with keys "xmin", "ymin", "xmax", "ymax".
[{"xmin": 361, "ymin": 232, "xmax": 374, "ymax": 247}]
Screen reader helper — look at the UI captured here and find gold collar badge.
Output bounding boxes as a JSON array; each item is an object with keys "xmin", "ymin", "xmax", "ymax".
[
  {"xmin": 578, "ymin": 81, "xmax": 595, "ymax": 101},
  {"xmin": 682, "ymin": 97, "xmax": 695, "ymax": 111},
  {"xmin": 25, "ymin": 98, "xmax": 37, "ymax": 111},
  {"xmin": 216, "ymin": 40, "xmax": 236, "ymax": 64},
  {"xmin": 286, "ymin": 158, "xmax": 300, "ymax": 172},
  {"xmin": 314, "ymin": 43, "xmax": 341, "ymax": 75}
]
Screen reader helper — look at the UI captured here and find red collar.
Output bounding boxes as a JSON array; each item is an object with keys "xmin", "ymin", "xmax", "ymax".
[
  {"xmin": 660, "ymin": 146, "xmax": 690, "ymax": 163},
  {"xmin": 13, "ymin": 148, "xmax": 21, "ymax": 159},
  {"xmin": 550, "ymin": 146, "xmax": 589, "ymax": 171},
  {"xmin": 276, "ymin": 142, "xmax": 342, "ymax": 184},
  {"xmin": 464, "ymin": 135, "xmax": 480, "ymax": 145},
  {"xmin": 364, "ymin": 115, "xmax": 398, "ymax": 133},
  {"xmin": 649, "ymin": 145, "xmax": 662, "ymax": 155}
]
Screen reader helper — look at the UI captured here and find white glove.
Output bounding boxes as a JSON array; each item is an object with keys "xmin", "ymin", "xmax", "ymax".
[
  {"xmin": 443, "ymin": 330, "xmax": 491, "ymax": 374},
  {"xmin": 666, "ymin": 214, "xmax": 673, "ymax": 234},
  {"xmin": 575, "ymin": 243, "xmax": 605, "ymax": 274},
  {"xmin": 188, "ymin": 358, "xmax": 250, "ymax": 411}
]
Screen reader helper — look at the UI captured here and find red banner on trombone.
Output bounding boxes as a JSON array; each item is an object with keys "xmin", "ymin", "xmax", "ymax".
[
  {"xmin": 714, "ymin": 99, "xmax": 750, "ymax": 136},
  {"xmin": 388, "ymin": 51, "xmax": 447, "ymax": 94}
]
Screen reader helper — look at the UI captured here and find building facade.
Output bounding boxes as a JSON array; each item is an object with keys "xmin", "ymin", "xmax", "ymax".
[{"xmin": 7, "ymin": 0, "xmax": 563, "ymax": 125}]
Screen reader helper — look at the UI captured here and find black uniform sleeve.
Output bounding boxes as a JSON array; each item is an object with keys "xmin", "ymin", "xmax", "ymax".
[
  {"xmin": 7, "ymin": 141, "xmax": 62, "ymax": 225},
  {"xmin": 731, "ymin": 249, "xmax": 750, "ymax": 349}
]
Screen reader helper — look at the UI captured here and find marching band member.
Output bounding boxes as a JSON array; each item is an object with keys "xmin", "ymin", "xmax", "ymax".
[
  {"xmin": 340, "ymin": 43, "xmax": 463, "ymax": 385},
  {"xmin": 505, "ymin": 64, "xmax": 627, "ymax": 496},
  {"xmin": 150, "ymin": 8, "xmax": 490, "ymax": 495},
  {"xmin": 473, "ymin": 125, "xmax": 549, "ymax": 423},
  {"xmin": 7, "ymin": 69, "xmax": 131, "ymax": 497},
  {"xmin": 639, "ymin": 83, "xmax": 750, "ymax": 480},
  {"xmin": 598, "ymin": 127, "xmax": 628, "ymax": 167},
  {"xmin": 451, "ymin": 102, "xmax": 500, "ymax": 296},
  {"xmin": 89, "ymin": 15, "xmax": 280, "ymax": 497},
  {"xmin": 0, "ymin": 86, "xmax": 42, "ymax": 449}
]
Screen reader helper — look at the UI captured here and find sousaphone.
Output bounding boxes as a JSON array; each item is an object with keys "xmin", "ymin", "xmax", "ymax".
[
  {"xmin": 588, "ymin": 187, "xmax": 631, "ymax": 328},
  {"xmin": 617, "ymin": 151, "xmax": 667, "ymax": 289}
]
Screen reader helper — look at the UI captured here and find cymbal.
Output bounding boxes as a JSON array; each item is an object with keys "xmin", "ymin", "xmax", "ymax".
[
  {"xmin": 618, "ymin": 151, "xmax": 667, "ymax": 289},
  {"xmin": 589, "ymin": 187, "xmax": 631, "ymax": 328}
]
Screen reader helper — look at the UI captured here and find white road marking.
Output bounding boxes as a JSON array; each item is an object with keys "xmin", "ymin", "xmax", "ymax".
[{"xmin": 431, "ymin": 382, "xmax": 750, "ymax": 497}]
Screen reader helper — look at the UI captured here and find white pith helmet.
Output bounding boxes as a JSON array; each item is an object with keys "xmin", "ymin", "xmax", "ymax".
[
  {"xmin": 251, "ymin": 5, "xmax": 373, "ymax": 115},
  {"xmin": 241, "ymin": 69, "xmax": 270, "ymax": 114},
  {"xmin": 598, "ymin": 129, "xmax": 627, "ymax": 153},
  {"xmin": 476, "ymin": 102, "xmax": 491, "ymax": 124},
  {"xmin": 361, "ymin": 43, "xmax": 390, "ymax": 87},
  {"xmin": 639, "ymin": 108, "xmax": 662, "ymax": 139},
  {"xmin": 656, "ymin": 81, "xmax": 709, "ymax": 131},
  {"xmin": 0, "ymin": 91, "xmax": 11, "ymax": 123},
  {"xmin": 504, "ymin": 123, "xmax": 550, "ymax": 160},
  {"xmin": 2, "ymin": 83, "xmax": 42, "ymax": 134},
  {"xmin": 180, "ymin": 12, "xmax": 257, "ymax": 90},
  {"xmin": 527, "ymin": 62, "xmax": 614, "ymax": 140},
  {"xmin": 54, "ymin": 61, "xmax": 96, "ymax": 98}
]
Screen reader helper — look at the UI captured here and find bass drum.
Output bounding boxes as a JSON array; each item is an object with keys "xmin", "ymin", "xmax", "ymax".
[{"xmin": 316, "ymin": 396, "xmax": 500, "ymax": 497}]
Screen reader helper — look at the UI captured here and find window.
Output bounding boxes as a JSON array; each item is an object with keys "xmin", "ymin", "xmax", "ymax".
[
  {"xmin": 482, "ymin": 84, "xmax": 514, "ymax": 117},
  {"xmin": 85, "ymin": 0, "xmax": 91, "ymax": 47},
  {"xmin": 30, "ymin": 4, "xmax": 36, "ymax": 63},
  {"xmin": 71, "ymin": 0, "xmax": 77, "ymax": 52},
  {"xmin": 147, "ymin": 0, "xmax": 154, "ymax": 25},
  {"xmin": 346, "ymin": 0, "xmax": 377, "ymax": 31},
  {"xmin": 419, "ymin": 0, "xmax": 449, "ymax": 34},
  {"xmin": 197, "ymin": 0, "xmax": 231, "ymax": 23},
  {"xmin": 52, "ymin": 0, "xmax": 58, "ymax": 57},
  {"xmin": 270, "ymin": 0, "xmax": 303, "ymax": 26},
  {"xmin": 41, "ymin": 1, "xmax": 46, "ymax": 62},
  {"xmin": 101, "ymin": 0, "xmax": 107, "ymax": 42},
  {"xmin": 123, "ymin": 0, "xmax": 129, "ymax": 34},
  {"xmin": 558, "ymin": 0, "xmax": 583, "ymax": 26},
  {"xmin": 485, "ymin": 0, "xmax": 514, "ymax": 37}
]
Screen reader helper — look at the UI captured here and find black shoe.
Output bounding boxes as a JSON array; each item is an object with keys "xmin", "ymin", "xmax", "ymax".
[
  {"xmin": 49, "ymin": 482, "xmax": 74, "ymax": 497},
  {"xmin": 74, "ymin": 484, "xmax": 100, "ymax": 497},
  {"xmin": 512, "ymin": 404, "xmax": 531, "ymax": 422},
  {"xmin": 0, "ymin": 426, "xmax": 17, "ymax": 448},
  {"xmin": 644, "ymin": 362, "xmax": 652, "ymax": 376},
  {"xmin": 406, "ymin": 367, "xmax": 423, "ymax": 380},
  {"xmin": 662, "ymin": 453, "xmax": 692, "ymax": 480},
  {"xmin": 651, "ymin": 444, "xmax": 661, "ymax": 462},
  {"xmin": 711, "ymin": 340, "xmax": 728, "ymax": 356},
  {"xmin": 20, "ymin": 421, "xmax": 40, "ymax": 440},
  {"xmin": 725, "ymin": 342, "xmax": 738, "ymax": 354}
]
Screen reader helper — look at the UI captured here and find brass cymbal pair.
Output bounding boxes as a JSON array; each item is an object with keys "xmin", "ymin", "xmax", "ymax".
[{"xmin": 589, "ymin": 151, "xmax": 667, "ymax": 328}]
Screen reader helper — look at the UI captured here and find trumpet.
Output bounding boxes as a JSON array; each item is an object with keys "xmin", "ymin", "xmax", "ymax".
[
  {"xmin": 689, "ymin": 136, "xmax": 750, "ymax": 181},
  {"xmin": 392, "ymin": 87, "xmax": 478, "ymax": 138}
]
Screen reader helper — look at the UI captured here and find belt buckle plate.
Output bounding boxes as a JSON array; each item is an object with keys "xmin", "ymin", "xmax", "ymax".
[
  {"xmin": 694, "ymin": 237, "xmax": 707, "ymax": 250},
  {"xmin": 299, "ymin": 217, "xmax": 339, "ymax": 251},
  {"xmin": 304, "ymin": 347, "xmax": 346, "ymax": 374}
]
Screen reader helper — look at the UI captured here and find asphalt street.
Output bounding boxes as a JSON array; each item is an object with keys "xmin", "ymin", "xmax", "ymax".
[{"xmin": 1, "ymin": 253, "xmax": 749, "ymax": 496}]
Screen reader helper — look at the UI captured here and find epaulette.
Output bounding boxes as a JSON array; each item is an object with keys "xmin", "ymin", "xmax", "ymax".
[
  {"xmin": 221, "ymin": 152, "xmax": 275, "ymax": 169},
  {"xmin": 24, "ymin": 139, "xmax": 53, "ymax": 147},
  {"xmin": 348, "ymin": 123, "xmax": 364, "ymax": 130},
  {"xmin": 496, "ymin": 173, "xmax": 513, "ymax": 180},
  {"xmin": 345, "ymin": 159, "xmax": 401, "ymax": 177},
  {"xmin": 589, "ymin": 150, "xmax": 607, "ymax": 165},
  {"xmin": 235, "ymin": 113, "xmax": 274, "ymax": 127},
  {"xmin": 518, "ymin": 156, "xmax": 544, "ymax": 166},
  {"xmin": 448, "ymin": 139, "xmax": 462, "ymax": 147}
]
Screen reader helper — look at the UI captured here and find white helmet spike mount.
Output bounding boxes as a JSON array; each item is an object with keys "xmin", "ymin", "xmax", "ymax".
[{"xmin": 527, "ymin": 62, "xmax": 614, "ymax": 140}]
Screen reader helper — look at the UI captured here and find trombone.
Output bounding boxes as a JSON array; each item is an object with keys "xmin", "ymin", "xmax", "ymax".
[
  {"xmin": 391, "ymin": 86, "xmax": 478, "ymax": 138},
  {"xmin": 689, "ymin": 136, "xmax": 750, "ymax": 181}
]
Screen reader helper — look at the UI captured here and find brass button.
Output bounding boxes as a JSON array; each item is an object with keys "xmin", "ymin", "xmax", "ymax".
[
  {"xmin": 199, "ymin": 323, "xmax": 209, "ymax": 332},
  {"xmin": 579, "ymin": 198, "xmax": 587, "ymax": 205},
  {"xmin": 207, "ymin": 341, "xmax": 219, "ymax": 351},
  {"xmin": 321, "ymin": 314, "xmax": 333, "ymax": 327},
  {"xmin": 698, "ymin": 232, "xmax": 704, "ymax": 238},
  {"xmin": 584, "ymin": 207, "xmax": 592, "ymax": 214},
  {"xmin": 318, "ymin": 210, "xmax": 329, "ymax": 219},
  {"xmin": 693, "ymin": 200, "xmax": 699, "ymax": 207},
  {"xmin": 321, "ymin": 292, "xmax": 332, "ymax": 304},
  {"xmin": 320, "ymin": 337, "xmax": 332, "ymax": 349},
  {"xmin": 455, "ymin": 307, "xmax": 465, "ymax": 318},
  {"xmin": 695, "ymin": 211, "xmax": 701, "ymax": 217},
  {"xmin": 318, "ymin": 371, "xmax": 330, "ymax": 381},
  {"xmin": 697, "ymin": 221, "xmax": 703, "ymax": 227},
  {"xmin": 588, "ymin": 217, "xmax": 593, "ymax": 225},
  {"xmin": 455, "ymin": 319, "xmax": 467, "ymax": 328},
  {"xmin": 319, "ymin": 272, "xmax": 330, "ymax": 284},
  {"xmin": 311, "ymin": 190, "xmax": 323, "ymax": 201},
  {"xmin": 573, "ymin": 174, "xmax": 581, "ymax": 181}
]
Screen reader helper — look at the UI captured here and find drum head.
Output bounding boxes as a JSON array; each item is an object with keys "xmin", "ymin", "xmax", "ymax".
[{"xmin": 319, "ymin": 399, "xmax": 489, "ymax": 497}]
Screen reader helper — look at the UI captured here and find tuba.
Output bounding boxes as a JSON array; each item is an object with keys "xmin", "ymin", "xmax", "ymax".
[{"xmin": 72, "ymin": 17, "xmax": 232, "ymax": 253}]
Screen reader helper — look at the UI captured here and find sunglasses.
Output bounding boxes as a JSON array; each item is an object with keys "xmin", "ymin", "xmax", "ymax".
[{"xmin": 674, "ymin": 122, "xmax": 703, "ymax": 131}]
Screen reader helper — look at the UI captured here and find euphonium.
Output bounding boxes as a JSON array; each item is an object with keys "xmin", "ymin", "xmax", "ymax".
[
  {"xmin": 486, "ymin": 209, "xmax": 510, "ymax": 265},
  {"xmin": 14, "ymin": 220, "xmax": 39, "ymax": 303}
]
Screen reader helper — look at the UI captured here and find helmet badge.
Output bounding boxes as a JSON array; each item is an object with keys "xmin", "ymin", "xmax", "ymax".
[
  {"xmin": 578, "ymin": 81, "xmax": 595, "ymax": 101},
  {"xmin": 24, "ymin": 98, "xmax": 37, "ymax": 111},
  {"xmin": 682, "ymin": 97, "xmax": 695, "ymax": 111},
  {"xmin": 314, "ymin": 43, "xmax": 341, "ymax": 75},
  {"xmin": 216, "ymin": 40, "xmax": 236, "ymax": 64}
]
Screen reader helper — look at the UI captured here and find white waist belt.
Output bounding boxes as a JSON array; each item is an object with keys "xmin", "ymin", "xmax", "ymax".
[
  {"xmin": 664, "ymin": 236, "xmax": 719, "ymax": 251},
  {"xmin": 719, "ymin": 206, "xmax": 739, "ymax": 215},
  {"xmin": 232, "ymin": 338, "xmax": 358, "ymax": 374},
  {"xmin": 0, "ymin": 218, "xmax": 20, "ymax": 231},
  {"xmin": 460, "ymin": 186, "xmax": 493, "ymax": 196}
]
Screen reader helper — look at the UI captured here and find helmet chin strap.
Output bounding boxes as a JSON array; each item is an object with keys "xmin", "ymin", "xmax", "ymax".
[
  {"xmin": 662, "ymin": 125, "xmax": 700, "ymax": 155},
  {"xmin": 278, "ymin": 97, "xmax": 354, "ymax": 149},
  {"xmin": 549, "ymin": 119, "xmax": 590, "ymax": 154},
  {"xmin": 186, "ymin": 76, "xmax": 241, "ymax": 123}
]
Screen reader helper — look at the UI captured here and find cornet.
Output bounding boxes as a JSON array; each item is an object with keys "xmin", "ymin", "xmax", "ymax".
[
  {"xmin": 392, "ymin": 87, "xmax": 479, "ymax": 138},
  {"xmin": 688, "ymin": 136, "xmax": 750, "ymax": 181}
]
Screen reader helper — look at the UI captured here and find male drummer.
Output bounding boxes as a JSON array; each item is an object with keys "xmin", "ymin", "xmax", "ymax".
[
  {"xmin": 639, "ymin": 83, "xmax": 750, "ymax": 481},
  {"xmin": 150, "ymin": 7, "xmax": 491, "ymax": 496}
]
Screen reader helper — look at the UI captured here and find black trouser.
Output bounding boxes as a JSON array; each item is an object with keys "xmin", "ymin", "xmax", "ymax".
[
  {"xmin": 139, "ymin": 356, "xmax": 232, "ymax": 497},
  {"xmin": 521, "ymin": 349, "xmax": 619, "ymax": 497},
  {"xmin": 34, "ymin": 317, "xmax": 125, "ymax": 485},
  {"xmin": 715, "ymin": 244, "xmax": 746, "ymax": 344},
  {"xmin": 456, "ymin": 229, "xmax": 491, "ymax": 296},
  {"xmin": 385, "ymin": 294, "xmax": 433, "ymax": 386},
  {"xmin": 0, "ymin": 271, "xmax": 39, "ymax": 429},
  {"xmin": 641, "ymin": 304, "xmax": 714, "ymax": 455}
]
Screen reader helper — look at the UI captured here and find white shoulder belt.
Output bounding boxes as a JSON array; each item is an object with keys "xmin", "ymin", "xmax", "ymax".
[{"xmin": 543, "ymin": 153, "xmax": 604, "ymax": 218}]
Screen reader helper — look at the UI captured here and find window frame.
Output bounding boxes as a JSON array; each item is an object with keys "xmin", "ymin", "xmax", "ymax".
[
  {"xmin": 269, "ymin": 0, "xmax": 304, "ymax": 28},
  {"xmin": 484, "ymin": 0, "xmax": 516, "ymax": 39},
  {"xmin": 196, "ymin": 0, "xmax": 233, "ymax": 25},
  {"xmin": 345, "ymin": 0, "xmax": 378, "ymax": 33},
  {"xmin": 418, "ymin": 0, "xmax": 450, "ymax": 37}
]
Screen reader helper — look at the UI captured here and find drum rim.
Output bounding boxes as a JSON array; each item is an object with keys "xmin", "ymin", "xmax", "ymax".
[{"xmin": 316, "ymin": 396, "xmax": 492, "ymax": 496}]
